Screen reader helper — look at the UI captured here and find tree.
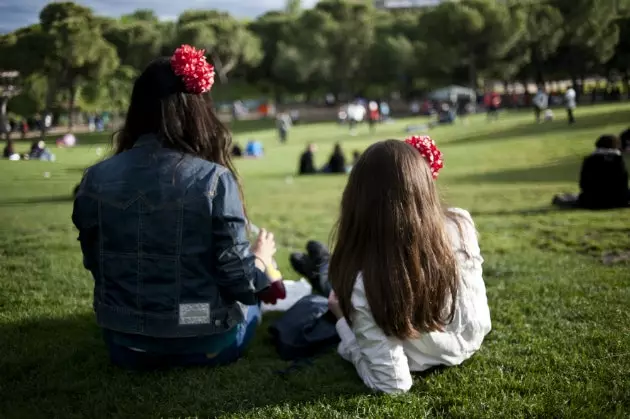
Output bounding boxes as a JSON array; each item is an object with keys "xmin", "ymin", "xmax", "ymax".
[
  {"xmin": 286, "ymin": 0, "xmax": 302, "ymax": 15},
  {"xmin": 419, "ymin": 0, "xmax": 527, "ymax": 88},
  {"xmin": 314, "ymin": 0, "xmax": 378, "ymax": 94},
  {"xmin": 80, "ymin": 65, "xmax": 137, "ymax": 127},
  {"xmin": 248, "ymin": 12, "xmax": 293, "ymax": 97},
  {"xmin": 547, "ymin": 0, "xmax": 625, "ymax": 86},
  {"xmin": 37, "ymin": 2, "xmax": 119, "ymax": 130},
  {"xmin": 366, "ymin": 11, "xmax": 426, "ymax": 96},
  {"xmin": 607, "ymin": 16, "xmax": 630, "ymax": 97},
  {"xmin": 103, "ymin": 20, "xmax": 162, "ymax": 71},
  {"xmin": 176, "ymin": 10, "xmax": 263, "ymax": 82},
  {"xmin": 271, "ymin": 9, "xmax": 335, "ymax": 95}
]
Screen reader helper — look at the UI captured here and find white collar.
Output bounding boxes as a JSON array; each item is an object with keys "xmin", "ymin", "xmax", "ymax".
[{"xmin": 593, "ymin": 148, "xmax": 621, "ymax": 156}]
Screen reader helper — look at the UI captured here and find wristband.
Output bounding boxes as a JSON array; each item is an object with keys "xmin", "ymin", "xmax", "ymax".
[{"xmin": 266, "ymin": 266, "xmax": 283, "ymax": 281}]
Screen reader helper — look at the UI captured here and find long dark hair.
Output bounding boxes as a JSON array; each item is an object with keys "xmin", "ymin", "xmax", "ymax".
[
  {"xmin": 114, "ymin": 57, "xmax": 239, "ymax": 181},
  {"xmin": 329, "ymin": 140, "xmax": 460, "ymax": 340}
]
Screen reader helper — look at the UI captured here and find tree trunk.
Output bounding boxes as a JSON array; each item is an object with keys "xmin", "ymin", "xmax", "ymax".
[
  {"xmin": 40, "ymin": 79, "xmax": 56, "ymax": 139},
  {"xmin": 0, "ymin": 97, "xmax": 8, "ymax": 141},
  {"xmin": 68, "ymin": 82, "xmax": 77, "ymax": 132},
  {"xmin": 468, "ymin": 56, "xmax": 477, "ymax": 89}
]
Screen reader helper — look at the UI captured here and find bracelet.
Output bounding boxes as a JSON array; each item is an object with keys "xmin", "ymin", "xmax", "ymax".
[
  {"xmin": 266, "ymin": 266, "xmax": 283, "ymax": 281},
  {"xmin": 255, "ymin": 256, "xmax": 282, "ymax": 280}
]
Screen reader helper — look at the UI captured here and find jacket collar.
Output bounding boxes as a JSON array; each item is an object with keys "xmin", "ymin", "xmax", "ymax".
[
  {"xmin": 593, "ymin": 148, "xmax": 621, "ymax": 156},
  {"xmin": 133, "ymin": 134, "xmax": 161, "ymax": 148}
]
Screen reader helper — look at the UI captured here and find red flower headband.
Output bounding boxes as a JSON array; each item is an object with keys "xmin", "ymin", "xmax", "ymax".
[
  {"xmin": 171, "ymin": 44, "xmax": 215, "ymax": 94},
  {"xmin": 404, "ymin": 135, "xmax": 444, "ymax": 179}
]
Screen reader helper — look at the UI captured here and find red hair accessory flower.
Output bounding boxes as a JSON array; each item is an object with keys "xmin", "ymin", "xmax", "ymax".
[
  {"xmin": 171, "ymin": 44, "xmax": 215, "ymax": 94},
  {"xmin": 404, "ymin": 135, "xmax": 444, "ymax": 179}
]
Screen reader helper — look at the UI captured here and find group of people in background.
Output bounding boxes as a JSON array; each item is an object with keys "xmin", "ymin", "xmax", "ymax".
[
  {"xmin": 532, "ymin": 85, "xmax": 577, "ymax": 124},
  {"xmin": 3, "ymin": 139, "xmax": 56, "ymax": 161},
  {"xmin": 338, "ymin": 100, "xmax": 391, "ymax": 136},
  {"xmin": 298, "ymin": 142, "xmax": 360, "ymax": 175}
]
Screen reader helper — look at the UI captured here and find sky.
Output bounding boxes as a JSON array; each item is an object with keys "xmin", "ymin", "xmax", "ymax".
[{"xmin": 0, "ymin": 0, "xmax": 319, "ymax": 34}]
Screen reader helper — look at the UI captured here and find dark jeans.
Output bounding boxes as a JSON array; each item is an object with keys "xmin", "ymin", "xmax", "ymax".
[
  {"xmin": 567, "ymin": 108, "xmax": 575, "ymax": 124},
  {"xmin": 534, "ymin": 106, "xmax": 542, "ymax": 122},
  {"xmin": 104, "ymin": 304, "xmax": 262, "ymax": 370}
]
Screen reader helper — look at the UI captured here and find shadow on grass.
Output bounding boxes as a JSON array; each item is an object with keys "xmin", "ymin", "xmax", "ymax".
[
  {"xmin": 0, "ymin": 195, "xmax": 73, "ymax": 207},
  {"xmin": 451, "ymin": 107, "xmax": 630, "ymax": 146},
  {"xmin": 0, "ymin": 313, "xmax": 393, "ymax": 418},
  {"xmin": 456, "ymin": 155, "xmax": 582, "ymax": 184},
  {"xmin": 0, "ymin": 312, "xmax": 449, "ymax": 418},
  {"xmin": 470, "ymin": 207, "xmax": 559, "ymax": 217}
]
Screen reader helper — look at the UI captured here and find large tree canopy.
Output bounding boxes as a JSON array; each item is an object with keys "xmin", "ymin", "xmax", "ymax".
[{"xmin": 1, "ymin": 0, "xmax": 630, "ymax": 119}]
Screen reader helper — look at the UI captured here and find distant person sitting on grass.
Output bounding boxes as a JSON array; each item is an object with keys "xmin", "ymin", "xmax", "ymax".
[
  {"xmin": 3, "ymin": 139, "xmax": 20, "ymax": 160},
  {"xmin": 298, "ymin": 143, "xmax": 317, "ymax": 175},
  {"xmin": 322, "ymin": 143, "xmax": 347, "ymax": 174},
  {"xmin": 553, "ymin": 135, "xmax": 629, "ymax": 210},
  {"xmin": 321, "ymin": 137, "xmax": 491, "ymax": 394},
  {"xmin": 244, "ymin": 140, "xmax": 264, "ymax": 158},
  {"xmin": 231, "ymin": 142, "xmax": 243, "ymax": 157},
  {"xmin": 28, "ymin": 140, "xmax": 56, "ymax": 161},
  {"xmin": 72, "ymin": 45, "xmax": 286, "ymax": 370}
]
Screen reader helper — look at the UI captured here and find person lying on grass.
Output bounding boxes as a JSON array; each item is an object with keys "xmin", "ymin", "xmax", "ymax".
[
  {"xmin": 326, "ymin": 137, "xmax": 492, "ymax": 394},
  {"xmin": 72, "ymin": 45, "xmax": 286, "ymax": 370}
]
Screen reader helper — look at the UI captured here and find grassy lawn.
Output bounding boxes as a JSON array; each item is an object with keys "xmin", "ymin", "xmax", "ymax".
[{"xmin": 1, "ymin": 104, "xmax": 629, "ymax": 418}]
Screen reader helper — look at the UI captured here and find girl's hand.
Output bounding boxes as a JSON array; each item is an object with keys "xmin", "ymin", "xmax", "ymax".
[
  {"xmin": 328, "ymin": 290, "xmax": 343, "ymax": 320},
  {"xmin": 252, "ymin": 228, "xmax": 276, "ymax": 268}
]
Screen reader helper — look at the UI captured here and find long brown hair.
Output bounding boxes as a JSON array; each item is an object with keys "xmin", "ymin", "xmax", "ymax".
[
  {"xmin": 113, "ymin": 57, "xmax": 240, "ymax": 186},
  {"xmin": 329, "ymin": 139, "xmax": 460, "ymax": 340}
]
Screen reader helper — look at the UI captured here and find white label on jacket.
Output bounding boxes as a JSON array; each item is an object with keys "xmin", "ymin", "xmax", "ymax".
[{"xmin": 179, "ymin": 303, "xmax": 210, "ymax": 325}]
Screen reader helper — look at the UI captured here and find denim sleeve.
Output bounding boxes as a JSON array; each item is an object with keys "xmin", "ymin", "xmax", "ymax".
[
  {"xmin": 212, "ymin": 171, "xmax": 270, "ymax": 305},
  {"xmin": 71, "ymin": 169, "xmax": 99, "ymax": 272}
]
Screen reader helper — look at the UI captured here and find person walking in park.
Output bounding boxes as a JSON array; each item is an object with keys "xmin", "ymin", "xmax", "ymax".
[
  {"xmin": 276, "ymin": 112, "xmax": 291, "ymax": 143},
  {"xmin": 533, "ymin": 87, "xmax": 549, "ymax": 123},
  {"xmin": 565, "ymin": 85, "xmax": 577, "ymax": 124},
  {"xmin": 72, "ymin": 45, "xmax": 286, "ymax": 370},
  {"xmin": 325, "ymin": 136, "xmax": 492, "ymax": 394}
]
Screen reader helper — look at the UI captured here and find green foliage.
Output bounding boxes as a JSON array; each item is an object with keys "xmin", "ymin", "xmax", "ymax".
[
  {"xmin": 3, "ymin": 0, "xmax": 630, "ymax": 116},
  {"xmin": 176, "ymin": 10, "xmax": 263, "ymax": 78}
]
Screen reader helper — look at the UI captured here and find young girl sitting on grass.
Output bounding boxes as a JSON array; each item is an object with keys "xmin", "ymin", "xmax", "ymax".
[
  {"xmin": 327, "ymin": 136, "xmax": 492, "ymax": 394},
  {"xmin": 72, "ymin": 45, "xmax": 285, "ymax": 370}
]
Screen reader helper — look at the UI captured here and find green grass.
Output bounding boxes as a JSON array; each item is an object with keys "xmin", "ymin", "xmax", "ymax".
[{"xmin": 1, "ymin": 104, "xmax": 629, "ymax": 418}]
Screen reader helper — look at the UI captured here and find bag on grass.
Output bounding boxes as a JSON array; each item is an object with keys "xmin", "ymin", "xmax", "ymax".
[{"xmin": 268, "ymin": 294, "xmax": 340, "ymax": 360}]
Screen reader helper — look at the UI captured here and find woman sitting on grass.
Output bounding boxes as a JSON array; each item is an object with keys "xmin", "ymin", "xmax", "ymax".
[
  {"xmin": 553, "ymin": 134, "xmax": 629, "ymax": 210},
  {"xmin": 326, "ymin": 136, "xmax": 492, "ymax": 394},
  {"xmin": 72, "ymin": 45, "xmax": 286, "ymax": 370},
  {"xmin": 3, "ymin": 139, "xmax": 20, "ymax": 160}
]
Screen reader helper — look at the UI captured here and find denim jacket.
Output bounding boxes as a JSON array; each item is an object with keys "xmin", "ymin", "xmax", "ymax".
[{"xmin": 72, "ymin": 134, "xmax": 270, "ymax": 338}]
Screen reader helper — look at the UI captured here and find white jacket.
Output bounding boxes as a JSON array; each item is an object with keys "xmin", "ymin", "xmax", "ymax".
[{"xmin": 335, "ymin": 208, "xmax": 492, "ymax": 394}]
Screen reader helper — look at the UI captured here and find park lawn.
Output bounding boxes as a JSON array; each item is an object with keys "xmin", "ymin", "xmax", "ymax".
[{"xmin": 0, "ymin": 104, "xmax": 629, "ymax": 418}]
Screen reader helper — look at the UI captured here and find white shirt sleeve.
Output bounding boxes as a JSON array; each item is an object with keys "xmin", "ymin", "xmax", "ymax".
[{"xmin": 335, "ymin": 279, "xmax": 413, "ymax": 394}]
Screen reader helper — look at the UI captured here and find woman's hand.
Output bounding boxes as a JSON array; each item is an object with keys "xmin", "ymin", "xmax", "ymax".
[
  {"xmin": 328, "ymin": 290, "xmax": 344, "ymax": 320},
  {"xmin": 252, "ymin": 228, "xmax": 276, "ymax": 270}
]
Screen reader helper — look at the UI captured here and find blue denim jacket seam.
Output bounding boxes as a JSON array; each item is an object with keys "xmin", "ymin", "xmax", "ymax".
[
  {"xmin": 137, "ymin": 199, "xmax": 143, "ymax": 322},
  {"xmin": 174, "ymin": 200, "xmax": 183, "ymax": 311},
  {"xmin": 209, "ymin": 167, "xmax": 229, "ymax": 197},
  {"xmin": 97, "ymin": 199, "xmax": 105, "ymax": 301}
]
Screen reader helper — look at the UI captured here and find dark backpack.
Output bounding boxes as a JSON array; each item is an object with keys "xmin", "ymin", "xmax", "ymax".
[{"xmin": 269, "ymin": 294, "xmax": 340, "ymax": 360}]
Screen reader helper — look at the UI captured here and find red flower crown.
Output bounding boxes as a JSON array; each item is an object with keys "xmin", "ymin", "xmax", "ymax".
[
  {"xmin": 171, "ymin": 44, "xmax": 215, "ymax": 94},
  {"xmin": 404, "ymin": 135, "xmax": 444, "ymax": 179}
]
